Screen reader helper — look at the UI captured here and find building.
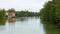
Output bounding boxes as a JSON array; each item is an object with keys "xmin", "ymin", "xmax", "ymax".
[{"xmin": 6, "ymin": 11, "xmax": 16, "ymax": 18}]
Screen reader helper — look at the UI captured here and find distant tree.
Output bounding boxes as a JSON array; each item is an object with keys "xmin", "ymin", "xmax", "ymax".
[{"xmin": 8, "ymin": 8, "xmax": 15, "ymax": 12}]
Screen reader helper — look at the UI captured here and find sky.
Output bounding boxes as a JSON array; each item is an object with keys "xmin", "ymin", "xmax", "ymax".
[{"xmin": 0, "ymin": 0, "xmax": 49, "ymax": 12}]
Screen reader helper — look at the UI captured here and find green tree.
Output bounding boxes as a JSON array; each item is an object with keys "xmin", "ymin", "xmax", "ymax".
[
  {"xmin": 40, "ymin": 0, "xmax": 57, "ymax": 24},
  {"xmin": 0, "ymin": 9, "xmax": 6, "ymax": 18},
  {"xmin": 8, "ymin": 8, "xmax": 15, "ymax": 12}
]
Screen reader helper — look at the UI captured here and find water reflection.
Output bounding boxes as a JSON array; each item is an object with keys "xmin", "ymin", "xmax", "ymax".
[
  {"xmin": 16, "ymin": 17, "xmax": 29, "ymax": 22},
  {"xmin": 8, "ymin": 18, "xmax": 16, "ymax": 23},
  {"xmin": 0, "ymin": 17, "xmax": 45, "ymax": 34},
  {"xmin": 0, "ymin": 18, "xmax": 6, "ymax": 25},
  {"xmin": 0, "ymin": 18, "xmax": 6, "ymax": 31},
  {"xmin": 41, "ymin": 20, "xmax": 60, "ymax": 34},
  {"xmin": 0, "ymin": 26, "xmax": 5, "ymax": 31}
]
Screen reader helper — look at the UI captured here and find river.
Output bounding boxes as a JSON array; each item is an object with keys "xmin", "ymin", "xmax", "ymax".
[{"xmin": 0, "ymin": 17, "xmax": 60, "ymax": 34}]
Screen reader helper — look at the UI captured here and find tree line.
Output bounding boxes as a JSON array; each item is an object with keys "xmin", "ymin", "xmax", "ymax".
[
  {"xmin": 40, "ymin": 0, "xmax": 60, "ymax": 24},
  {"xmin": 16, "ymin": 10, "xmax": 40, "ymax": 17},
  {"xmin": 0, "ymin": 8, "xmax": 40, "ymax": 18}
]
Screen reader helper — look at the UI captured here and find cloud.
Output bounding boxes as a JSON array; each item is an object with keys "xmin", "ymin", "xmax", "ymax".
[{"xmin": 0, "ymin": 0, "xmax": 48, "ymax": 12}]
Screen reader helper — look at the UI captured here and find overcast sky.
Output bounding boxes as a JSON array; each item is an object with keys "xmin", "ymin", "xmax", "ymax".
[{"xmin": 0, "ymin": 0, "xmax": 49, "ymax": 12}]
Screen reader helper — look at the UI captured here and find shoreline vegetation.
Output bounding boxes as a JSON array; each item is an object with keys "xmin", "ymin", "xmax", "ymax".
[
  {"xmin": 40, "ymin": 0, "xmax": 60, "ymax": 24},
  {"xmin": 16, "ymin": 11, "xmax": 40, "ymax": 17},
  {"xmin": 0, "ymin": 8, "xmax": 40, "ymax": 18},
  {"xmin": 0, "ymin": 8, "xmax": 40, "ymax": 24}
]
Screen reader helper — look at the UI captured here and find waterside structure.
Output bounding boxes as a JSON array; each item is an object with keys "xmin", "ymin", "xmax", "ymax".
[{"xmin": 6, "ymin": 11, "xmax": 16, "ymax": 18}]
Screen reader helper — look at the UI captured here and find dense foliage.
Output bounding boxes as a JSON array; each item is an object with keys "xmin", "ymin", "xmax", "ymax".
[
  {"xmin": 40, "ymin": 0, "xmax": 60, "ymax": 24},
  {"xmin": 0, "ymin": 9, "xmax": 6, "ymax": 25},
  {"xmin": 16, "ymin": 10, "xmax": 40, "ymax": 17},
  {"xmin": 0, "ymin": 9, "xmax": 6, "ymax": 18}
]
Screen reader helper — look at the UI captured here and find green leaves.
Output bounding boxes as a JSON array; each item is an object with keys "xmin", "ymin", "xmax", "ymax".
[
  {"xmin": 0, "ymin": 9, "xmax": 6, "ymax": 18},
  {"xmin": 40, "ymin": 0, "xmax": 60, "ymax": 24}
]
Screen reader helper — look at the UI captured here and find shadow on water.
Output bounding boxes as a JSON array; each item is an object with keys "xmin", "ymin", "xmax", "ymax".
[
  {"xmin": 40, "ymin": 19, "xmax": 60, "ymax": 34},
  {"xmin": 0, "ymin": 18, "xmax": 6, "ymax": 25},
  {"xmin": 0, "ymin": 18, "xmax": 6, "ymax": 31}
]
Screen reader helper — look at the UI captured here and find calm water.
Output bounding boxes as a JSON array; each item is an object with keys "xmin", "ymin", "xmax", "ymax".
[
  {"xmin": 0, "ymin": 17, "xmax": 45, "ymax": 34},
  {"xmin": 0, "ymin": 17, "xmax": 60, "ymax": 34}
]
